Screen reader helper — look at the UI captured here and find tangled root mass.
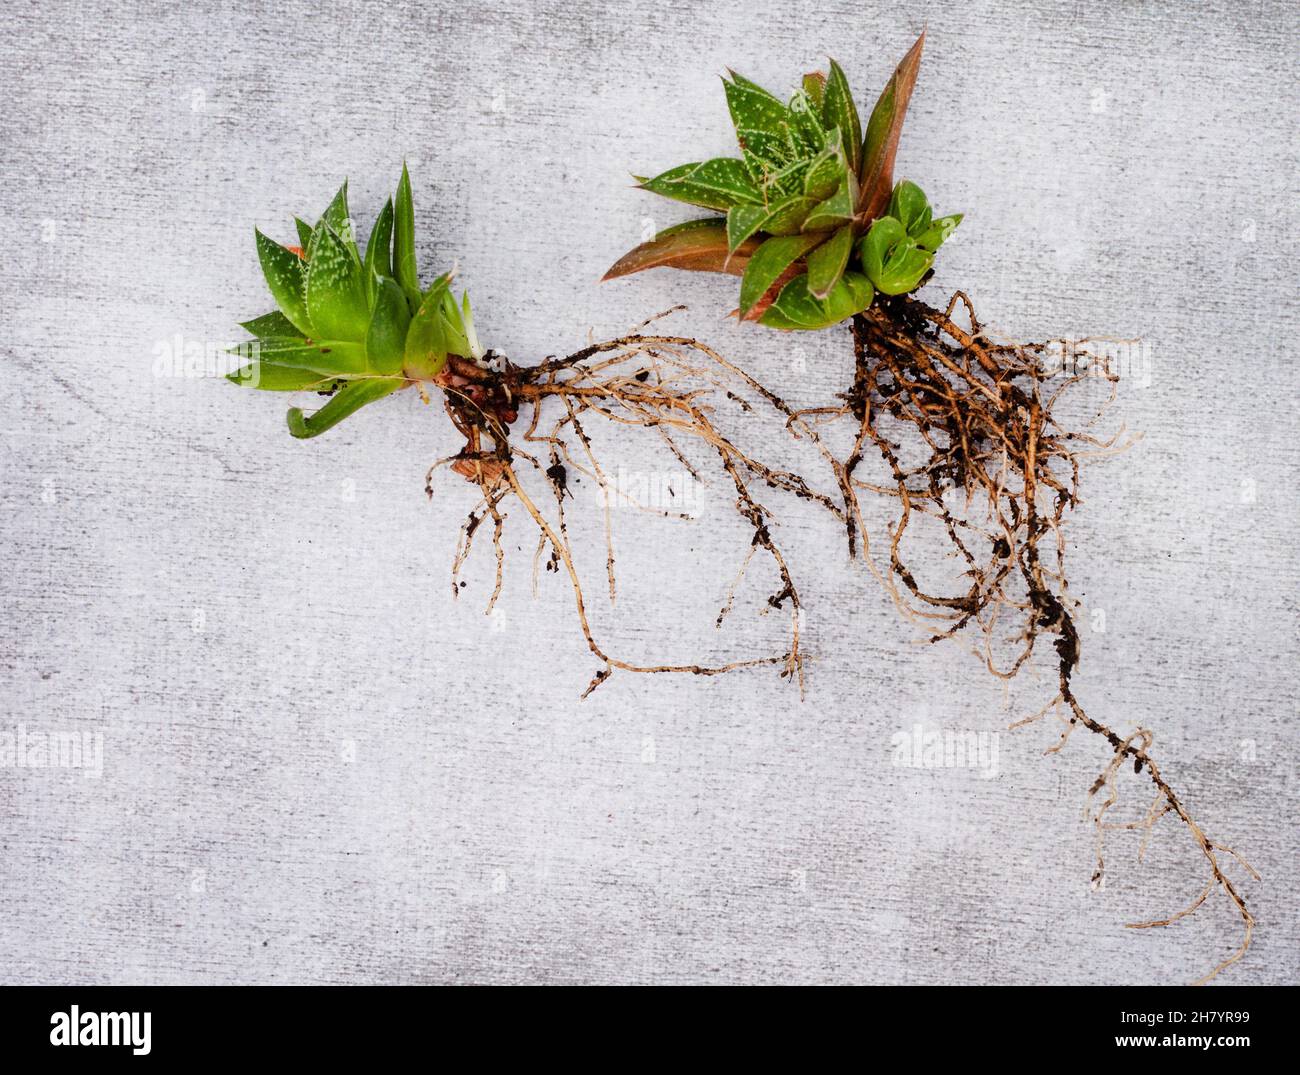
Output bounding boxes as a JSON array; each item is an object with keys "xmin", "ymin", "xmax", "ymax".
[
  {"xmin": 426, "ymin": 309, "xmax": 817, "ymax": 697},
  {"xmin": 423, "ymin": 298, "xmax": 1256, "ymax": 983},
  {"xmin": 815, "ymin": 292, "xmax": 1255, "ymax": 984}
]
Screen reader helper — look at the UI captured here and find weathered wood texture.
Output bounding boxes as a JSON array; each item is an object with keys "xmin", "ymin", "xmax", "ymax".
[{"xmin": 0, "ymin": 0, "xmax": 1295, "ymax": 983}]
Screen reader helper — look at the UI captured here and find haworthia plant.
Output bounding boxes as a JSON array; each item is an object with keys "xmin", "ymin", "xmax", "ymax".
[
  {"xmin": 603, "ymin": 32, "xmax": 962, "ymax": 330},
  {"xmin": 230, "ymin": 166, "xmax": 484, "ymax": 438}
]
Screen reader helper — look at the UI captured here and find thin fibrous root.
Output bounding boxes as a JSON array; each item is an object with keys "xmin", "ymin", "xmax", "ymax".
[
  {"xmin": 809, "ymin": 290, "xmax": 1257, "ymax": 984},
  {"xmin": 426, "ymin": 313, "xmax": 816, "ymax": 697}
]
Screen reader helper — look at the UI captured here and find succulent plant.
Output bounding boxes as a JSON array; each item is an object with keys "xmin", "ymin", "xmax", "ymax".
[
  {"xmin": 228, "ymin": 165, "xmax": 483, "ymax": 438},
  {"xmin": 603, "ymin": 32, "xmax": 961, "ymax": 329}
]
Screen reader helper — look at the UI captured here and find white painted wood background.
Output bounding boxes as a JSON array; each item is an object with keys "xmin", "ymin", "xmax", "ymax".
[{"xmin": 1, "ymin": 0, "xmax": 1295, "ymax": 983}]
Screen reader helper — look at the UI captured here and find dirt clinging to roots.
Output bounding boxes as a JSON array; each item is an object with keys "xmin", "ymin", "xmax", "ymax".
[
  {"xmin": 423, "ymin": 299, "xmax": 1257, "ymax": 983},
  {"xmin": 825, "ymin": 291, "xmax": 1256, "ymax": 984},
  {"xmin": 426, "ymin": 309, "xmax": 817, "ymax": 698}
]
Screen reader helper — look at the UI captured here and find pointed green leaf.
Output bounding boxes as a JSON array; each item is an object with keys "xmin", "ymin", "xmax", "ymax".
[
  {"xmin": 802, "ymin": 172, "xmax": 859, "ymax": 232},
  {"xmin": 394, "ymin": 163, "xmax": 420, "ymax": 309},
  {"xmin": 287, "ymin": 377, "xmax": 405, "ymax": 439},
  {"xmin": 858, "ymin": 215, "xmax": 905, "ymax": 278},
  {"xmin": 859, "ymin": 31, "xmax": 925, "ymax": 222},
  {"xmin": 822, "ymin": 60, "xmax": 862, "ymax": 174},
  {"xmin": 755, "ymin": 304, "xmax": 806, "ymax": 331},
  {"xmin": 802, "ymin": 72, "xmax": 826, "ymax": 111},
  {"xmin": 365, "ymin": 276, "xmax": 411, "ymax": 375},
  {"xmin": 363, "ymin": 197, "xmax": 395, "ymax": 300},
  {"xmin": 239, "ymin": 310, "xmax": 303, "ymax": 339},
  {"xmin": 726, "ymin": 204, "xmax": 768, "ymax": 253},
  {"xmin": 318, "ymin": 181, "xmax": 360, "ymax": 263},
  {"xmin": 765, "ymin": 157, "xmax": 811, "ymax": 198},
  {"xmin": 725, "ymin": 74, "xmax": 797, "ymax": 180},
  {"xmin": 803, "ymin": 128, "xmax": 846, "ymax": 201},
  {"xmin": 759, "ymin": 270, "xmax": 874, "ymax": 330},
  {"xmin": 915, "ymin": 212, "xmax": 963, "ymax": 252},
  {"xmin": 403, "ymin": 276, "xmax": 453, "ymax": 379},
  {"xmin": 638, "ymin": 158, "xmax": 760, "ymax": 211},
  {"xmin": 884, "ymin": 249, "xmax": 934, "ymax": 295},
  {"xmin": 255, "ymin": 229, "xmax": 312, "ymax": 336},
  {"xmin": 294, "ymin": 217, "xmax": 314, "ymax": 251},
  {"xmin": 889, "ymin": 179, "xmax": 931, "ymax": 235},
  {"xmin": 759, "ymin": 196, "xmax": 815, "ymax": 236},
  {"xmin": 227, "ymin": 363, "xmax": 343, "ymax": 392},
  {"xmin": 806, "ymin": 223, "xmax": 854, "ymax": 299},
  {"xmin": 735, "ymin": 129, "xmax": 795, "ymax": 181},
  {"xmin": 724, "ymin": 73, "xmax": 789, "ymax": 138},
  {"xmin": 831, "ymin": 270, "xmax": 876, "ymax": 318},
  {"xmin": 439, "ymin": 288, "xmax": 472, "ymax": 359},
  {"xmin": 787, "ymin": 89, "xmax": 825, "ymax": 154},
  {"xmin": 305, "ymin": 223, "xmax": 370, "ymax": 342},
  {"xmin": 688, "ymin": 158, "xmax": 762, "ymax": 204},
  {"xmin": 738, "ymin": 233, "xmax": 824, "ymax": 318},
  {"xmin": 603, "ymin": 219, "xmax": 761, "ymax": 280},
  {"xmin": 759, "ymin": 273, "xmax": 828, "ymax": 329},
  {"xmin": 227, "ymin": 337, "xmax": 368, "ymax": 376}
]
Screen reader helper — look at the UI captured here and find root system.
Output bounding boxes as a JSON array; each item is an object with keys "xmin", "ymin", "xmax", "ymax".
[
  {"xmin": 424, "ymin": 309, "xmax": 825, "ymax": 698},
  {"xmin": 784, "ymin": 289, "xmax": 1256, "ymax": 984},
  {"xmin": 421, "ymin": 298, "xmax": 1256, "ymax": 983}
]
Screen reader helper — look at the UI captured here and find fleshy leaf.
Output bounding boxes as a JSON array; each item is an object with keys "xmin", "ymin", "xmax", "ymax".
[
  {"xmin": 787, "ymin": 89, "xmax": 825, "ymax": 154},
  {"xmin": 806, "ymin": 223, "xmax": 854, "ymax": 299},
  {"xmin": 858, "ymin": 215, "xmax": 905, "ymax": 275},
  {"xmin": 726, "ymin": 204, "xmax": 767, "ymax": 253},
  {"xmin": 859, "ymin": 30, "xmax": 926, "ymax": 223},
  {"xmin": 438, "ymin": 288, "xmax": 473, "ymax": 359},
  {"xmin": 255, "ymin": 229, "xmax": 312, "ymax": 336},
  {"xmin": 831, "ymin": 270, "xmax": 877, "ymax": 318},
  {"xmin": 738, "ymin": 233, "xmax": 823, "ymax": 318},
  {"xmin": 889, "ymin": 179, "xmax": 931, "ymax": 235},
  {"xmin": 239, "ymin": 310, "xmax": 303, "ymax": 339},
  {"xmin": 294, "ymin": 217, "xmax": 314, "ymax": 252},
  {"xmin": 802, "ymin": 171, "xmax": 859, "ymax": 232},
  {"xmin": 687, "ymin": 158, "xmax": 762, "ymax": 205},
  {"xmin": 765, "ymin": 157, "xmax": 811, "ymax": 198},
  {"xmin": 735, "ymin": 129, "xmax": 795, "ymax": 182},
  {"xmin": 802, "ymin": 72, "xmax": 826, "ymax": 111},
  {"xmin": 305, "ymin": 223, "xmax": 370, "ymax": 342},
  {"xmin": 803, "ymin": 128, "xmax": 846, "ymax": 202},
  {"xmin": 724, "ymin": 72, "xmax": 789, "ymax": 138},
  {"xmin": 638, "ymin": 158, "xmax": 760, "ymax": 211},
  {"xmin": 760, "ymin": 195, "xmax": 815, "ymax": 236},
  {"xmin": 365, "ymin": 276, "xmax": 411, "ymax": 376},
  {"xmin": 603, "ymin": 219, "xmax": 761, "ymax": 280},
  {"xmin": 286, "ymin": 377, "xmax": 405, "ymax": 439},
  {"xmin": 759, "ymin": 270, "xmax": 874, "ymax": 330},
  {"xmin": 226, "ymin": 363, "xmax": 342, "ymax": 392},
  {"xmin": 758, "ymin": 272, "xmax": 823, "ymax": 329},
  {"xmin": 319, "ymin": 182, "xmax": 359, "ymax": 263},
  {"xmin": 394, "ymin": 163, "xmax": 420, "ymax": 309},
  {"xmin": 725, "ymin": 73, "xmax": 795, "ymax": 178},
  {"xmin": 363, "ymin": 198, "xmax": 395, "ymax": 299},
  {"xmin": 403, "ymin": 276, "xmax": 453, "ymax": 379},
  {"xmin": 822, "ymin": 60, "xmax": 862, "ymax": 174},
  {"xmin": 227, "ymin": 337, "xmax": 368, "ymax": 376},
  {"xmin": 915, "ymin": 212, "xmax": 962, "ymax": 252},
  {"xmin": 857, "ymin": 215, "xmax": 932, "ymax": 295}
]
